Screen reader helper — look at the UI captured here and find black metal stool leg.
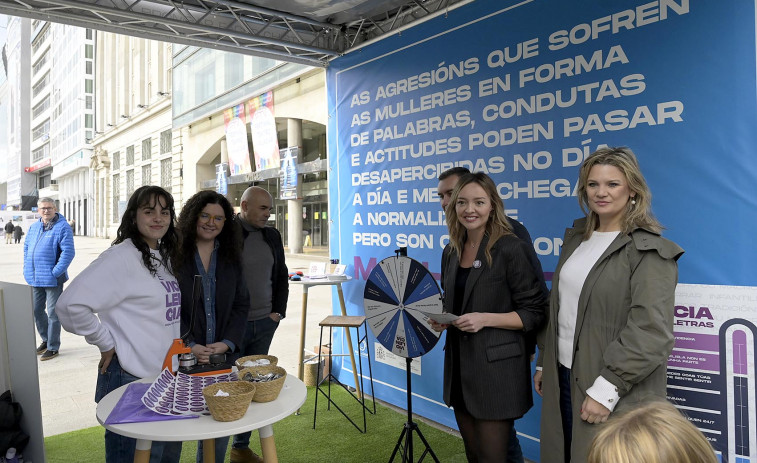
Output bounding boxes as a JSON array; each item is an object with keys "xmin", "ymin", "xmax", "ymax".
[
  {"xmin": 326, "ymin": 326, "xmax": 333, "ymax": 410},
  {"xmin": 356, "ymin": 323, "xmax": 367, "ymax": 432},
  {"xmin": 313, "ymin": 324, "xmax": 325, "ymax": 429},
  {"xmin": 362, "ymin": 321, "xmax": 376, "ymax": 415}
]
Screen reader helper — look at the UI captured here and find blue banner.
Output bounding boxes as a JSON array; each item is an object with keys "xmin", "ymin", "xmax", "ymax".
[{"xmin": 327, "ymin": 1, "xmax": 757, "ymax": 460}]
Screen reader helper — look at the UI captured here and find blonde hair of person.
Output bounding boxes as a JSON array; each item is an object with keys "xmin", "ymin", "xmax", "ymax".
[
  {"xmin": 576, "ymin": 146, "xmax": 662, "ymax": 239},
  {"xmin": 446, "ymin": 172, "xmax": 513, "ymax": 267},
  {"xmin": 588, "ymin": 401, "xmax": 717, "ymax": 463}
]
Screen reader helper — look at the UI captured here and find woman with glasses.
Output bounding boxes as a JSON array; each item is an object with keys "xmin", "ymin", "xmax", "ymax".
[{"xmin": 174, "ymin": 190, "xmax": 250, "ymax": 463}]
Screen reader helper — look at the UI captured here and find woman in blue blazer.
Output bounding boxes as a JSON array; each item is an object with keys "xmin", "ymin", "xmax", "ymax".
[
  {"xmin": 175, "ymin": 191, "xmax": 250, "ymax": 463},
  {"xmin": 431, "ymin": 172, "xmax": 548, "ymax": 462}
]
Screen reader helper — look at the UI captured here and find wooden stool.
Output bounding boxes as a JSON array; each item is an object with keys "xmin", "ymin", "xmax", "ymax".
[{"xmin": 313, "ymin": 315, "xmax": 376, "ymax": 433}]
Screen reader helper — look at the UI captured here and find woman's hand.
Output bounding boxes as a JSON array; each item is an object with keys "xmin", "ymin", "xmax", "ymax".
[
  {"xmin": 453, "ymin": 313, "xmax": 489, "ymax": 333},
  {"xmin": 207, "ymin": 342, "xmax": 230, "ymax": 355},
  {"xmin": 427, "ymin": 319, "xmax": 449, "ymax": 332},
  {"xmin": 99, "ymin": 348, "xmax": 116, "ymax": 374},
  {"xmin": 580, "ymin": 395, "xmax": 611, "ymax": 424},
  {"xmin": 533, "ymin": 370, "xmax": 543, "ymax": 397},
  {"xmin": 191, "ymin": 344, "xmax": 214, "ymax": 364}
]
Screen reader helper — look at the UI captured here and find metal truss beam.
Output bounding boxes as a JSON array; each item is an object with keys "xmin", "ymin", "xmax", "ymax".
[
  {"xmin": 342, "ymin": 0, "xmax": 467, "ymax": 49},
  {"xmin": 0, "ymin": 0, "xmax": 468, "ymax": 66}
]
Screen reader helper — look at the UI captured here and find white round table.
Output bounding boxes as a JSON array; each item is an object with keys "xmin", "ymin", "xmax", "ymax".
[{"xmin": 96, "ymin": 375, "xmax": 306, "ymax": 463}]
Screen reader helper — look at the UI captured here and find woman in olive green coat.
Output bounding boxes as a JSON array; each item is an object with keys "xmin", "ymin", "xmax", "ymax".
[{"xmin": 534, "ymin": 147, "xmax": 684, "ymax": 463}]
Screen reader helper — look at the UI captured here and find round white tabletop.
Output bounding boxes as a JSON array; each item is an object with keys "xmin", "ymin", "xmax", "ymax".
[
  {"xmin": 288, "ymin": 275, "xmax": 353, "ymax": 287},
  {"xmin": 96, "ymin": 375, "xmax": 306, "ymax": 441}
]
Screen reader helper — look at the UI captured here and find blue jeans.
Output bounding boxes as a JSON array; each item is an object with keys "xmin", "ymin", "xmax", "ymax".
[
  {"xmin": 196, "ymin": 437, "xmax": 229, "ymax": 463},
  {"xmin": 32, "ymin": 283, "xmax": 63, "ymax": 351},
  {"xmin": 95, "ymin": 356, "xmax": 183, "ymax": 463},
  {"xmin": 232, "ymin": 316, "xmax": 279, "ymax": 449}
]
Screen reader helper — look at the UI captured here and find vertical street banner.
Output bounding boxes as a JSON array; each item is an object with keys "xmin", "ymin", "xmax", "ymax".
[
  {"xmin": 327, "ymin": 1, "xmax": 757, "ymax": 461},
  {"xmin": 215, "ymin": 162, "xmax": 229, "ymax": 195},
  {"xmin": 279, "ymin": 146, "xmax": 300, "ymax": 200},
  {"xmin": 223, "ymin": 103, "xmax": 252, "ymax": 175},
  {"xmin": 248, "ymin": 91, "xmax": 280, "ymax": 171}
]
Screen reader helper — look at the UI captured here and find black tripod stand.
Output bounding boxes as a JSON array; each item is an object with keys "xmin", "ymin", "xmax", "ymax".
[{"xmin": 388, "ymin": 357, "xmax": 440, "ymax": 463}]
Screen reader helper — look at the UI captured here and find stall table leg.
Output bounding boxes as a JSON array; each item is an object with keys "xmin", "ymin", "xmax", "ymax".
[
  {"xmin": 202, "ymin": 438, "xmax": 215, "ymax": 462},
  {"xmin": 297, "ymin": 286, "xmax": 309, "ymax": 382},
  {"xmin": 260, "ymin": 425, "xmax": 278, "ymax": 463},
  {"xmin": 134, "ymin": 439, "xmax": 151, "ymax": 463}
]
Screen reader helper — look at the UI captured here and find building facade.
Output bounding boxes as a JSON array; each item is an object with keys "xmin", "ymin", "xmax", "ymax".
[
  {"xmin": 172, "ymin": 45, "xmax": 328, "ymax": 252},
  {"xmin": 45, "ymin": 22, "xmax": 95, "ymax": 234},
  {"xmin": 4, "ymin": 16, "xmax": 34, "ymax": 210},
  {"xmin": 92, "ymin": 32, "xmax": 176, "ymax": 239},
  {"xmin": 0, "ymin": 47, "xmax": 8, "ymax": 204},
  {"xmin": 3, "ymin": 21, "xmax": 330, "ymax": 246}
]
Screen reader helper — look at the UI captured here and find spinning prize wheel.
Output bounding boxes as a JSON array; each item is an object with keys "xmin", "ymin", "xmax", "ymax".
[
  {"xmin": 363, "ymin": 253, "xmax": 443, "ymax": 462},
  {"xmin": 363, "ymin": 255, "xmax": 443, "ymax": 358}
]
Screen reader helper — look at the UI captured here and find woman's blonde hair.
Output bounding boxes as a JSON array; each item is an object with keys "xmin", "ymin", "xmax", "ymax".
[
  {"xmin": 446, "ymin": 172, "xmax": 513, "ymax": 266},
  {"xmin": 577, "ymin": 146, "xmax": 662, "ymax": 239},
  {"xmin": 588, "ymin": 401, "xmax": 717, "ymax": 463}
]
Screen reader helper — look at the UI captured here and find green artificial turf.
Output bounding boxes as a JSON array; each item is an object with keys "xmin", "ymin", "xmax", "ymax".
[{"xmin": 45, "ymin": 386, "xmax": 466, "ymax": 462}]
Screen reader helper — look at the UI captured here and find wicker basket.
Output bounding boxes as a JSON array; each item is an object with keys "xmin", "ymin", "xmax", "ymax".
[
  {"xmin": 238, "ymin": 365, "xmax": 287, "ymax": 403},
  {"xmin": 202, "ymin": 381, "xmax": 256, "ymax": 422},
  {"xmin": 303, "ymin": 358, "xmax": 323, "ymax": 387},
  {"xmin": 235, "ymin": 354, "xmax": 279, "ymax": 368}
]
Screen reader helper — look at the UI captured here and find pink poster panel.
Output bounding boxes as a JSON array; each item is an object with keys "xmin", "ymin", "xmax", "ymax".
[
  {"xmin": 223, "ymin": 104, "xmax": 252, "ymax": 175},
  {"xmin": 247, "ymin": 91, "xmax": 280, "ymax": 170}
]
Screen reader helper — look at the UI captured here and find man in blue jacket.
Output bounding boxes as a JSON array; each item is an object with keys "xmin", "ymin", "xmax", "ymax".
[{"xmin": 23, "ymin": 198, "xmax": 75, "ymax": 361}]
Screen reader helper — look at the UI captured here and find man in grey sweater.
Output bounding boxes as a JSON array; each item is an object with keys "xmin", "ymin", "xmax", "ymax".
[{"xmin": 231, "ymin": 186, "xmax": 289, "ymax": 463}]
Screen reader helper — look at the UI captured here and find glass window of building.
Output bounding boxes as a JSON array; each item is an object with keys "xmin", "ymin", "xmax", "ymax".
[
  {"xmin": 160, "ymin": 130, "xmax": 172, "ymax": 154},
  {"xmin": 300, "ymin": 121, "xmax": 327, "ymax": 162},
  {"xmin": 126, "ymin": 145, "xmax": 134, "ymax": 166},
  {"xmin": 32, "ymin": 96, "xmax": 50, "ymax": 119},
  {"xmin": 224, "ymin": 52, "xmax": 244, "ymax": 89},
  {"xmin": 160, "ymin": 159, "xmax": 172, "ymax": 192},
  {"xmin": 32, "ymin": 73, "xmax": 49, "ymax": 97},
  {"xmin": 112, "ymin": 173, "xmax": 120, "ymax": 222},
  {"xmin": 39, "ymin": 173, "xmax": 51, "ymax": 189},
  {"xmin": 142, "ymin": 137, "xmax": 152, "ymax": 160},
  {"xmin": 126, "ymin": 169, "xmax": 134, "ymax": 195},
  {"xmin": 195, "ymin": 61, "xmax": 215, "ymax": 104},
  {"xmin": 32, "ymin": 54, "xmax": 48, "ymax": 76},
  {"xmin": 31, "ymin": 25, "xmax": 50, "ymax": 54},
  {"xmin": 32, "ymin": 143, "xmax": 50, "ymax": 162},
  {"xmin": 112, "ymin": 151, "xmax": 120, "ymax": 170},
  {"xmin": 32, "ymin": 119, "xmax": 50, "ymax": 142},
  {"xmin": 142, "ymin": 164, "xmax": 152, "ymax": 185}
]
